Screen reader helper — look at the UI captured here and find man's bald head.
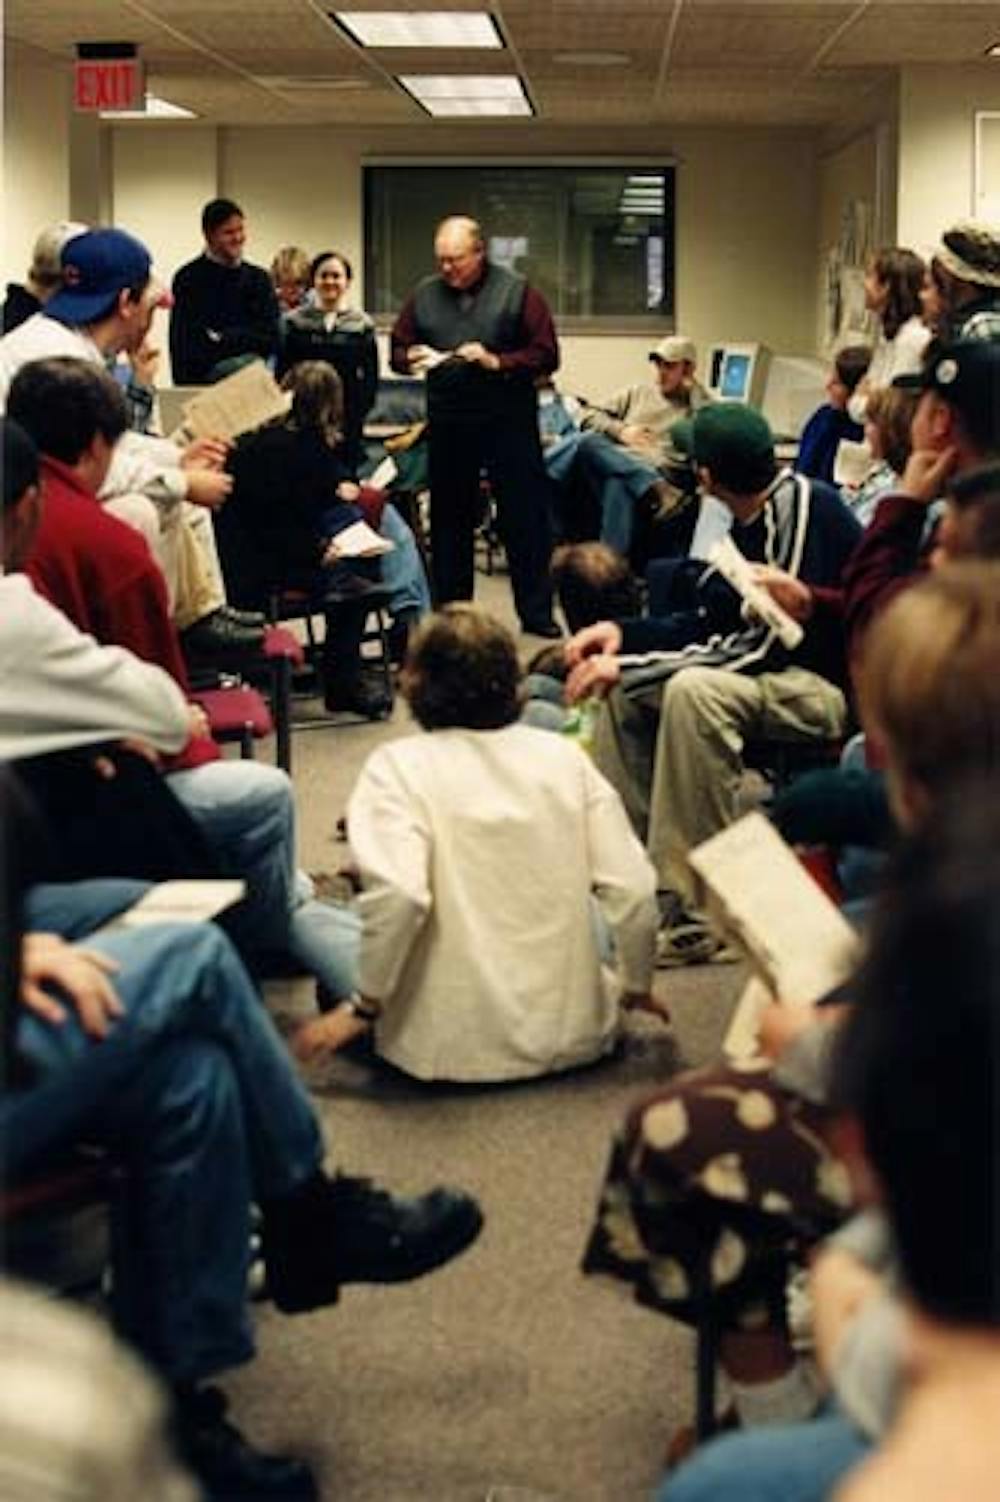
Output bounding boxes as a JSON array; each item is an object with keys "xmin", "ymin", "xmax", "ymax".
[{"xmin": 434, "ymin": 216, "xmax": 486, "ymax": 290}]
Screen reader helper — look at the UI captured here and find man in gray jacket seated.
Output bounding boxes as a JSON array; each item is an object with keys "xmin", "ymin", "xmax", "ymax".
[{"xmin": 547, "ymin": 335, "xmax": 710, "ymax": 557}]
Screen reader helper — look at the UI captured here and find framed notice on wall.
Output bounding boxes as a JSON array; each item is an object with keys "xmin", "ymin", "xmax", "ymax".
[{"xmin": 974, "ymin": 112, "xmax": 1000, "ymax": 220}]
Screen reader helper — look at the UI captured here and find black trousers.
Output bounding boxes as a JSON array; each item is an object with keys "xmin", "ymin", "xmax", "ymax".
[{"xmin": 427, "ymin": 409, "xmax": 554, "ymax": 626}]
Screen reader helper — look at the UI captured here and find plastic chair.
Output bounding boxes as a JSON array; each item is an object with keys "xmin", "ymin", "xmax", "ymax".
[
  {"xmin": 268, "ymin": 583, "xmax": 394, "ymax": 725},
  {"xmin": 191, "ymin": 681, "xmax": 273, "ymax": 760}
]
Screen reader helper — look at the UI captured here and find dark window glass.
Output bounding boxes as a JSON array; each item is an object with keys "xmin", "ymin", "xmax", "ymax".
[{"xmin": 364, "ymin": 164, "xmax": 675, "ymax": 325}]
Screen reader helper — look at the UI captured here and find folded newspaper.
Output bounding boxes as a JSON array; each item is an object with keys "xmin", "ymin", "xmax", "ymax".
[{"xmin": 177, "ymin": 360, "xmax": 291, "ymax": 442}]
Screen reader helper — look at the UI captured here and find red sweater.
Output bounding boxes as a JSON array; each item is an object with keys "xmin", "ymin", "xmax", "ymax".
[{"xmin": 26, "ymin": 457, "xmax": 218, "ymax": 770}]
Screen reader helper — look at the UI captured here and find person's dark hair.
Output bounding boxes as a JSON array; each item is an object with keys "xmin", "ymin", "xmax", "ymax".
[
  {"xmin": 834, "ymin": 343, "xmax": 872, "ymax": 394},
  {"xmin": 401, "ymin": 604, "xmax": 522, "ymax": 731},
  {"xmin": 6, "ymin": 358, "xmax": 127, "ymax": 465},
  {"xmin": 550, "ymin": 541, "xmax": 641, "ymax": 633},
  {"xmin": 279, "ymin": 360, "xmax": 344, "ymax": 448},
  {"xmin": 310, "ymin": 250, "xmax": 353, "ymax": 284},
  {"xmin": 948, "ymin": 464, "xmax": 1000, "ymax": 559},
  {"xmin": 202, "ymin": 198, "xmax": 243, "ymax": 237},
  {"xmin": 1, "ymin": 417, "xmax": 40, "ymax": 510},
  {"xmin": 833, "ymin": 783, "xmax": 1000, "ymax": 1326},
  {"xmin": 868, "ymin": 247, "xmax": 926, "ymax": 339}
]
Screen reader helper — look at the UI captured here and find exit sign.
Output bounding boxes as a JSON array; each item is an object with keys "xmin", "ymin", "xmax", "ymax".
[{"xmin": 74, "ymin": 56, "xmax": 146, "ymax": 113}]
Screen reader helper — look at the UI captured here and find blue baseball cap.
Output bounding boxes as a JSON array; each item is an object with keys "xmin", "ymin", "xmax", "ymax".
[{"xmin": 45, "ymin": 227, "xmax": 163, "ymax": 325}]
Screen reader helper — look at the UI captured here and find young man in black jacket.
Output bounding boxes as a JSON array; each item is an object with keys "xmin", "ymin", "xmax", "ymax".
[{"xmin": 170, "ymin": 199, "xmax": 279, "ymax": 384}]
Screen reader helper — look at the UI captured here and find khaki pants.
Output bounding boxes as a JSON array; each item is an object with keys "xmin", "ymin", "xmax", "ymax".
[
  {"xmin": 101, "ymin": 495, "xmax": 224, "ymax": 627},
  {"xmin": 173, "ymin": 503, "xmax": 225, "ymax": 631},
  {"xmin": 593, "ymin": 664, "xmax": 847, "ymax": 899}
]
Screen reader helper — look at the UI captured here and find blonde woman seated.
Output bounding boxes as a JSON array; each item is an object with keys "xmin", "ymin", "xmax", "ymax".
[{"xmin": 297, "ymin": 605, "xmax": 662, "ymax": 1083}]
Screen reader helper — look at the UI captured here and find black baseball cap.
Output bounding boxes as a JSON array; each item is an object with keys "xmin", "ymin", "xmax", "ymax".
[{"xmin": 894, "ymin": 340, "xmax": 1000, "ymax": 451}]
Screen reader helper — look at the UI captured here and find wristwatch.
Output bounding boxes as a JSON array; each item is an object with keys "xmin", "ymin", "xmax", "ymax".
[{"xmin": 345, "ymin": 995, "xmax": 380, "ymax": 1023}]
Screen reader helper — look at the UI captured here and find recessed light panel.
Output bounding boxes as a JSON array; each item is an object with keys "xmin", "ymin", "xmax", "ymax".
[
  {"xmin": 101, "ymin": 92, "xmax": 196, "ymax": 119},
  {"xmin": 335, "ymin": 11, "xmax": 502, "ymax": 48},
  {"xmin": 397, "ymin": 73, "xmax": 531, "ymax": 116}
]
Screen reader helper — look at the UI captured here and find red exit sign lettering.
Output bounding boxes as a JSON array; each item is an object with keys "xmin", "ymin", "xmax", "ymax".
[{"xmin": 74, "ymin": 58, "xmax": 146, "ymax": 112}]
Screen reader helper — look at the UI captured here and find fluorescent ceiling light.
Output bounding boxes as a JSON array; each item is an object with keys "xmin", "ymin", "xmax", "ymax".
[
  {"xmin": 335, "ymin": 11, "xmax": 502, "ymax": 48},
  {"xmin": 397, "ymin": 73, "xmax": 531, "ymax": 115},
  {"xmin": 416, "ymin": 96, "xmax": 531, "ymax": 116},
  {"xmin": 101, "ymin": 92, "xmax": 196, "ymax": 119}
]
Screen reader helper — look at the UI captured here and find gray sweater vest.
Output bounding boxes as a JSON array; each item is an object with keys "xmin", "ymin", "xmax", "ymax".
[{"xmin": 413, "ymin": 264, "xmax": 530, "ymax": 422}]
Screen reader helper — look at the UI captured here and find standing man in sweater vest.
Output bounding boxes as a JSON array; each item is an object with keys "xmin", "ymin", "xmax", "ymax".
[
  {"xmin": 170, "ymin": 198, "xmax": 279, "ymax": 385},
  {"xmin": 391, "ymin": 215, "xmax": 561, "ymax": 637}
]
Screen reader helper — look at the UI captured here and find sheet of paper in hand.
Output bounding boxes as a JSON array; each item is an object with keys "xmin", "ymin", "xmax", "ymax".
[
  {"xmin": 111, "ymin": 879, "xmax": 246, "ymax": 928},
  {"xmin": 180, "ymin": 360, "xmax": 292, "ymax": 442},
  {"xmin": 707, "ymin": 535, "xmax": 804, "ymax": 650},
  {"xmin": 327, "ymin": 520, "xmax": 395, "ymax": 559},
  {"xmin": 688, "ymin": 811, "xmax": 860, "ymax": 1004}
]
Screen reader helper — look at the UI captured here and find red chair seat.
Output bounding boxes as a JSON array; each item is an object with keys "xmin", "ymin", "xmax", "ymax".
[
  {"xmin": 193, "ymin": 685, "xmax": 273, "ymax": 758},
  {"xmin": 262, "ymin": 624, "xmax": 304, "ymax": 668}
]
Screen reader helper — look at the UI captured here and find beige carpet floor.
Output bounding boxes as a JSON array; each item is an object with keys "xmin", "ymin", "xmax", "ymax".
[{"xmin": 230, "ymin": 571, "xmax": 743, "ymax": 1502}]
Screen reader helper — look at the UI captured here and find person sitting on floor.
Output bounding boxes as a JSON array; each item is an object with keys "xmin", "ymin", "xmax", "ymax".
[
  {"xmin": 0, "ymin": 767, "xmax": 482, "ymax": 1502},
  {"xmin": 221, "ymin": 360, "xmax": 429, "ymax": 716},
  {"xmin": 795, "ymin": 344, "xmax": 870, "ymax": 485},
  {"xmin": 294, "ymin": 603, "xmax": 663, "ymax": 1083}
]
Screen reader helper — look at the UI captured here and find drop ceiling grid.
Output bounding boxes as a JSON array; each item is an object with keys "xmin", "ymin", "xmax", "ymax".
[
  {"xmin": 829, "ymin": 9, "xmax": 1000, "ymax": 63},
  {"xmin": 143, "ymin": 12, "xmax": 353, "ymax": 56},
  {"xmin": 670, "ymin": 7, "xmax": 860, "ymax": 67},
  {"xmin": 502, "ymin": 11, "xmax": 668, "ymax": 50}
]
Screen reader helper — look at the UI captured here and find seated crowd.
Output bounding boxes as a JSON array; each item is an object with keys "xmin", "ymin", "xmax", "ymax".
[{"xmin": 1, "ymin": 196, "xmax": 999, "ymax": 1502}]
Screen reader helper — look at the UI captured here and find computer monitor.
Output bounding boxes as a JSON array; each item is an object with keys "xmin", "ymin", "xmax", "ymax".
[{"xmin": 706, "ymin": 342, "xmax": 771, "ymax": 407}]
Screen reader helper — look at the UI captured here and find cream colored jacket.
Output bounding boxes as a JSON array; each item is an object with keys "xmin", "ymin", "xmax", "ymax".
[{"xmin": 348, "ymin": 723, "xmax": 658, "ymax": 1082}]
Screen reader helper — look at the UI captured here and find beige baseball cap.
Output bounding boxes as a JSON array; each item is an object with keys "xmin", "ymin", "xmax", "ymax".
[
  {"xmin": 936, "ymin": 220, "xmax": 1000, "ymax": 289},
  {"xmin": 649, "ymin": 334, "xmax": 697, "ymax": 365}
]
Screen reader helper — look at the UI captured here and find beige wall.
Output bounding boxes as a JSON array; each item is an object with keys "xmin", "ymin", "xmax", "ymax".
[
  {"xmin": 108, "ymin": 126, "xmax": 220, "ymax": 365},
  {"xmin": 108, "ymin": 120, "xmax": 819, "ymax": 395},
  {"xmin": 2, "ymin": 45, "xmax": 72, "ymax": 286},
  {"xmin": 897, "ymin": 65, "xmax": 1000, "ymax": 250}
]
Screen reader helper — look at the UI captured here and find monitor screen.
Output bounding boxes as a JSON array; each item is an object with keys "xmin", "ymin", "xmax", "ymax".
[{"xmin": 720, "ymin": 352, "xmax": 752, "ymax": 401}]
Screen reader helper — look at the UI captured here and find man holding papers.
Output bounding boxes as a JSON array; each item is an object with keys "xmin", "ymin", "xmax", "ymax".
[{"xmin": 563, "ymin": 403, "xmax": 861, "ymax": 963}]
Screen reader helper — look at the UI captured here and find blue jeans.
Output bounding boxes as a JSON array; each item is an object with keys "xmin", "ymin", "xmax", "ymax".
[
  {"xmin": 166, "ymin": 760, "xmax": 360, "ymax": 1001},
  {"xmin": 7, "ymin": 883, "xmax": 324, "ymax": 1384},
  {"xmin": 380, "ymin": 501, "xmax": 432, "ymax": 619},
  {"xmin": 574, "ymin": 431, "xmax": 660, "ymax": 555},
  {"xmin": 657, "ymin": 1406, "xmax": 872, "ymax": 1502}
]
